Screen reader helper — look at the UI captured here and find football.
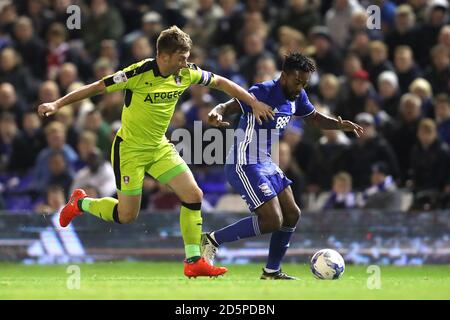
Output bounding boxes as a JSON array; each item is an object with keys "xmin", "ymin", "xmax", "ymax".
[{"xmin": 310, "ymin": 249, "xmax": 345, "ymax": 280}]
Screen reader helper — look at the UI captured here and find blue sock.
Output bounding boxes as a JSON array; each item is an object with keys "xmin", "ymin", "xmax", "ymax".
[
  {"xmin": 266, "ymin": 226, "xmax": 296, "ymax": 271},
  {"xmin": 213, "ymin": 215, "xmax": 261, "ymax": 245}
]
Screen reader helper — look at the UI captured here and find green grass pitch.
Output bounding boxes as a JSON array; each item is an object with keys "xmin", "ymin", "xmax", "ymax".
[{"xmin": 0, "ymin": 262, "xmax": 449, "ymax": 300}]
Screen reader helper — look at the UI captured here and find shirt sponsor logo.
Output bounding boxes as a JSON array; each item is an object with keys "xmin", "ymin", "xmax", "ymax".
[
  {"xmin": 144, "ymin": 90, "xmax": 184, "ymax": 103},
  {"xmin": 275, "ymin": 116, "xmax": 291, "ymax": 129}
]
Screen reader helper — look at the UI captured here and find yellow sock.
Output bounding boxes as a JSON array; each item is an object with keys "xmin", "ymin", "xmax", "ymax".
[{"xmin": 180, "ymin": 202, "xmax": 202, "ymax": 260}]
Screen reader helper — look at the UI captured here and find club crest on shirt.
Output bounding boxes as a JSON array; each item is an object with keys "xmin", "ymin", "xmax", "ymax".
[
  {"xmin": 174, "ymin": 75, "xmax": 182, "ymax": 86},
  {"xmin": 123, "ymin": 176, "xmax": 130, "ymax": 184},
  {"xmin": 258, "ymin": 183, "xmax": 273, "ymax": 197},
  {"xmin": 113, "ymin": 71, "xmax": 128, "ymax": 84}
]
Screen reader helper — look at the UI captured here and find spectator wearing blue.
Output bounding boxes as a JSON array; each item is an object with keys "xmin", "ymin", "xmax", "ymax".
[
  {"xmin": 33, "ymin": 121, "xmax": 78, "ymax": 186},
  {"xmin": 42, "ymin": 150, "xmax": 73, "ymax": 198},
  {"xmin": 376, "ymin": 0, "xmax": 398, "ymax": 31}
]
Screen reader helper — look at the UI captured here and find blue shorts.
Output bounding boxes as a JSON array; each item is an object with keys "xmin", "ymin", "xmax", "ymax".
[{"xmin": 225, "ymin": 162, "xmax": 292, "ymax": 212}]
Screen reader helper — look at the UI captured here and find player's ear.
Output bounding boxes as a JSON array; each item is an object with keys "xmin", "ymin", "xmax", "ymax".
[{"xmin": 280, "ymin": 71, "xmax": 287, "ymax": 83}]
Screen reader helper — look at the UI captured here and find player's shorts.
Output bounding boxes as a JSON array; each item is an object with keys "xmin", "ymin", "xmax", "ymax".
[
  {"xmin": 225, "ymin": 162, "xmax": 292, "ymax": 212},
  {"xmin": 111, "ymin": 135, "xmax": 189, "ymax": 195}
]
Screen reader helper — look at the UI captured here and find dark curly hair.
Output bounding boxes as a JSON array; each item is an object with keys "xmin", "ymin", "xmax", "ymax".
[{"xmin": 282, "ymin": 52, "xmax": 316, "ymax": 74}]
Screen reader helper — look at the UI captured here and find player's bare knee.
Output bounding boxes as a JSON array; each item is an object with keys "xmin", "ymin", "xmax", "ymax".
[
  {"xmin": 259, "ymin": 212, "xmax": 283, "ymax": 233},
  {"xmin": 284, "ymin": 206, "xmax": 301, "ymax": 227},
  {"xmin": 184, "ymin": 187, "xmax": 203, "ymax": 203},
  {"xmin": 273, "ymin": 213, "xmax": 284, "ymax": 230}
]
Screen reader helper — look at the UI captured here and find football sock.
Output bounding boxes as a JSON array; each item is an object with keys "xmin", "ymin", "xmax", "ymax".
[
  {"xmin": 78, "ymin": 197, "xmax": 120, "ymax": 223},
  {"xmin": 266, "ymin": 226, "xmax": 296, "ymax": 271},
  {"xmin": 212, "ymin": 215, "xmax": 261, "ymax": 245},
  {"xmin": 180, "ymin": 202, "xmax": 202, "ymax": 260}
]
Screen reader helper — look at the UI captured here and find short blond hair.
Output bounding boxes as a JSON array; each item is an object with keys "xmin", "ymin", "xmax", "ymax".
[
  {"xmin": 409, "ymin": 78, "xmax": 432, "ymax": 98},
  {"xmin": 156, "ymin": 25, "xmax": 192, "ymax": 54}
]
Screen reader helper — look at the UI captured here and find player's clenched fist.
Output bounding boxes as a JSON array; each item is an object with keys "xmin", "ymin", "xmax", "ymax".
[{"xmin": 37, "ymin": 102, "xmax": 58, "ymax": 117}]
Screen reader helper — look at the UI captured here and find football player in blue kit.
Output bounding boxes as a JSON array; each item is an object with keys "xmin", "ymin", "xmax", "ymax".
[{"xmin": 202, "ymin": 53, "xmax": 364, "ymax": 279}]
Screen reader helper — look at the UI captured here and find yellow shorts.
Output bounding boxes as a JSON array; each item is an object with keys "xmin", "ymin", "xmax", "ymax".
[{"xmin": 111, "ymin": 135, "xmax": 189, "ymax": 195}]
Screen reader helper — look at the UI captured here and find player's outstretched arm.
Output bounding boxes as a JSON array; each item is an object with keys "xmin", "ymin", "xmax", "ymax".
[
  {"xmin": 304, "ymin": 111, "xmax": 364, "ymax": 137},
  {"xmin": 207, "ymin": 99, "xmax": 242, "ymax": 128},
  {"xmin": 210, "ymin": 75, "xmax": 274, "ymax": 125},
  {"xmin": 37, "ymin": 80, "xmax": 106, "ymax": 117}
]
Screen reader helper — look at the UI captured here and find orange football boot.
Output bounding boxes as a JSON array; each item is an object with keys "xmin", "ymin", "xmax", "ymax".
[
  {"xmin": 59, "ymin": 189, "xmax": 87, "ymax": 227},
  {"xmin": 184, "ymin": 257, "xmax": 228, "ymax": 278}
]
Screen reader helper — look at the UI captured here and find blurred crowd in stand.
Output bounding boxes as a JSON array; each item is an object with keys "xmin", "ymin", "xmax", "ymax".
[{"xmin": 0, "ymin": 0, "xmax": 449, "ymax": 213}]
